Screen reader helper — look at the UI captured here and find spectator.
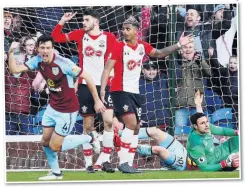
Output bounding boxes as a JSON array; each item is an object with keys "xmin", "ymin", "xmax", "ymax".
[
  {"xmin": 209, "ymin": 49, "xmax": 238, "ymax": 129},
  {"xmin": 11, "ymin": 14, "xmax": 24, "ymax": 40},
  {"xmin": 174, "ymin": 42, "xmax": 211, "ymax": 129},
  {"xmin": 215, "ymin": 13, "xmax": 237, "ymax": 67},
  {"xmin": 5, "ymin": 37, "xmax": 38, "ymax": 135},
  {"xmin": 4, "ymin": 11, "xmax": 14, "ymax": 52},
  {"xmin": 176, "ymin": 5, "xmax": 212, "ymax": 60},
  {"xmin": 139, "ymin": 61, "xmax": 170, "ymax": 131}
]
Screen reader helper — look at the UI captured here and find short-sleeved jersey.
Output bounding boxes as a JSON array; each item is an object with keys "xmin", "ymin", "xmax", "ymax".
[
  {"xmin": 52, "ymin": 24, "xmax": 117, "ymax": 85},
  {"xmin": 24, "ymin": 54, "xmax": 82, "ymax": 113},
  {"xmin": 186, "ymin": 124, "xmax": 237, "ymax": 171},
  {"xmin": 110, "ymin": 40, "xmax": 154, "ymax": 94}
]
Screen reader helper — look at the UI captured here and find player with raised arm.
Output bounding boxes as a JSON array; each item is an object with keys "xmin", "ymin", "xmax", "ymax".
[
  {"xmin": 100, "ymin": 16, "xmax": 194, "ymax": 173},
  {"xmin": 187, "ymin": 90, "xmax": 239, "ymax": 171},
  {"xmin": 8, "ymin": 34, "xmax": 105, "ymax": 180},
  {"xmin": 51, "ymin": 8, "xmax": 118, "ymax": 173}
]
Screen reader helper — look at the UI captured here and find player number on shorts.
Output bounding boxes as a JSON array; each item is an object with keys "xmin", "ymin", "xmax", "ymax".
[
  {"xmin": 176, "ymin": 156, "xmax": 184, "ymax": 167},
  {"xmin": 107, "ymin": 95, "xmax": 113, "ymax": 104},
  {"xmin": 62, "ymin": 123, "xmax": 68, "ymax": 132}
]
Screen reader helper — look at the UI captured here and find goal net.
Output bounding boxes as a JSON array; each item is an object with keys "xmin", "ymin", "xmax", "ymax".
[{"xmin": 4, "ymin": 5, "xmax": 238, "ymax": 171}]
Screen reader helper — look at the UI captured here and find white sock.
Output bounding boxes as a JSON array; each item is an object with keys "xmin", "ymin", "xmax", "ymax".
[
  {"xmin": 118, "ymin": 128, "xmax": 134, "ymax": 165},
  {"xmin": 83, "ymin": 143, "xmax": 93, "ymax": 168},
  {"xmin": 128, "ymin": 135, "xmax": 139, "ymax": 166},
  {"xmin": 95, "ymin": 130, "xmax": 114, "ymax": 166}
]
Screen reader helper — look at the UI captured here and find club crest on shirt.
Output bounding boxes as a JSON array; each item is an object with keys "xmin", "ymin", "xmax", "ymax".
[
  {"xmin": 52, "ymin": 67, "xmax": 59, "ymax": 75},
  {"xmin": 99, "ymin": 40, "xmax": 105, "ymax": 48},
  {"xmin": 123, "ymin": 105, "xmax": 129, "ymax": 112},
  {"xmin": 138, "ymin": 46, "xmax": 144, "ymax": 55}
]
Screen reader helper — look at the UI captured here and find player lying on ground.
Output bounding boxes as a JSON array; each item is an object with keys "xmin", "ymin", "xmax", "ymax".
[
  {"xmin": 52, "ymin": 9, "xmax": 117, "ymax": 173},
  {"xmin": 8, "ymin": 34, "xmax": 105, "ymax": 180},
  {"xmin": 101, "ymin": 15, "xmax": 194, "ymax": 173},
  {"xmin": 187, "ymin": 90, "xmax": 239, "ymax": 171},
  {"xmin": 114, "ymin": 91, "xmax": 240, "ymax": 171}
]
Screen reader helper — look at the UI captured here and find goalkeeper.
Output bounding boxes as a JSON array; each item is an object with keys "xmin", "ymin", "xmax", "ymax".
[{"xmin": 186, "ymin": 90, "xmax": 239, "ymax": 171}]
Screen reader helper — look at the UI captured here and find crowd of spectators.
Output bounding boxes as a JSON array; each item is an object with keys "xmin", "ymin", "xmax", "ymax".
[{"xmin": 4, "ymin": 4, "xmax": 239, "ymax": 136}]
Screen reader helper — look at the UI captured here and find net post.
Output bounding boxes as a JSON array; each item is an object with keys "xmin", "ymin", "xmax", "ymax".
[{"xmin": 167, "ymin": 5, "xmax": 177, "ymax": 136}]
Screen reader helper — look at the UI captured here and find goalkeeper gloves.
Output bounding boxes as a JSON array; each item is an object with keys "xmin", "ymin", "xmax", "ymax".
[{"xmin": 220, "ymin": 153, "xmax": 239, "ymax": 168}]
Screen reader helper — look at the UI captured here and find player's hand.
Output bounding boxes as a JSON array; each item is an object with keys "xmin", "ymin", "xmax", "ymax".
[
  {"xmin": 225, "ymin": 153, "xmax": 239, "ymax": 167},
  {"xmin": 9, "ymin": 42, "xmax": 20, "ymax": 53},
  {"xmin": 100, "ymin": 90, "xmax": 106, "ymax": 104},
  {"xmin": 94, "ymin": 99, "xmax": 106, "ymax": 113},
  {"xmin": 194, "ymin": 90, "xmax": 203, "ymax": 106},
  {"xmin": 60, "ymin": 12, "xmax": 77, "ymax": 24},
  {"xmin": 179, "ymin": 32, "xmax": 194, "ymax": 47}
]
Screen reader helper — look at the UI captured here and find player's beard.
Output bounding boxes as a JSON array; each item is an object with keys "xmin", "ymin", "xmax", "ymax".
[{"xmin": 85, "ymin": 23, "xmax": 95, "ymax": 33}]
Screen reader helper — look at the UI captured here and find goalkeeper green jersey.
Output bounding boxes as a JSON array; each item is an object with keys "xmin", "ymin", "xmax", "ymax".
[{"xmin": 186, "ymin": 124, "xmax": 239, "ymax": 171}]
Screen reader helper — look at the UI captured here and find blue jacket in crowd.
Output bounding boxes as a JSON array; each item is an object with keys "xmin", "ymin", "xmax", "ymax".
[{"xmin": 139, "ymin": 73, "xmax": 170, "ymax": 127}]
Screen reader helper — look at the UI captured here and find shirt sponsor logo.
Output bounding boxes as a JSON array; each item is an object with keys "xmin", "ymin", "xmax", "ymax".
[
  {"xmin": 52, "ymin": 67, "xmax": 59, "ymax": 75},
  {"xmin": 47, "ymin": 79, "xmax": 62, "ymax": 92},
  {"xmin": 127, "ymin": 60, "xmax": 141, "ymax": 70},
  {"xmin": 84, "ymin": 46, "xmax": 103, "ymax": 57},
  {"xmin": 47, "ymin": 79, "xmax": 55, "ymax": 87}
]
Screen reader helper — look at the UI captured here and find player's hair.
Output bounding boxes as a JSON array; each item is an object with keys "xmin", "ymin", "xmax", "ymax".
[
  {"xmin": 37, "ymin": 34, "xmax": 54, "ymax": 47},
  {"xmin": 190, "ymin": 112, "xmax": 206, "ymax": 126},
  {"xmin": 123, "ymin": 15, "xmax": 140, "ymax": 29},
  {"xmin": 83, "ymin": 8, "xmax": 100, "ymax": 22}
]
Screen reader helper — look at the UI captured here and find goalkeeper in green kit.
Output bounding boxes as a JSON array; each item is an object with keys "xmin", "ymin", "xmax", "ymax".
[{"xmin": 186, "ymin": 90, "xmax": 239, "ymax": 171}]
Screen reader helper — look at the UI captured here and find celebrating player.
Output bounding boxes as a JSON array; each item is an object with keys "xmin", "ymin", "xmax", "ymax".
[
  {"xmin": 187, "ymin": 90, "xmax": 239, "ymax": 171},
  {"xmin": 51, "ymin": 8, "xmax": 118, "ymax": 173},
  {"xmin": 8, "ymin": 34, "xmax": 105, "ymax": 180},
  {"xmin": 100, "ymin": 16, "xmax": 194, "ymax": 173}
]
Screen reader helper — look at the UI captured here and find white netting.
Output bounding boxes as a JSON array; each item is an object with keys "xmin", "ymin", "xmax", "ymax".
[{"xmin": 4, "ymin": 4, "xmax": 238, "ymax": 170}]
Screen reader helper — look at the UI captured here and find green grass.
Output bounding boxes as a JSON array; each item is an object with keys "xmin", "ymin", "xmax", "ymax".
[{"xmin": 6, "ymin": 170, "xmax": 240, "ymax": 182}]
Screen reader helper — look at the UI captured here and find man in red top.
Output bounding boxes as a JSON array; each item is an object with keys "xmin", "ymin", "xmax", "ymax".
[
  {"xmin": 101, "ymin": 16, "xmax": 194, "ymax": 173},
  {"xmin": 51, "ymin": 8, "xmax": 117, "ymax": 173}
]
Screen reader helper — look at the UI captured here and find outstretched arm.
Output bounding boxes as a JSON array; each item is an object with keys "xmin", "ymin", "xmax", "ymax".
[{"xmin": 149, "ymin": 32, "xmax": 194, "ymax": 58}]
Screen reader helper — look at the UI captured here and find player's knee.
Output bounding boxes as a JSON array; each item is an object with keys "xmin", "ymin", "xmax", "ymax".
[
  {"xmin": 103, "ymin": 118, "xmax": 113, "ymax": 130},
  {"xmin": 152, "ymin": 146, "xmax": 166, "ymax": 155},
  {"xmin": 49, "ymin": 141, "xmax": 61, "ymax": 152},
  {"xmin": 147, "ymin": 127, "xmax": 158, "ymax": 137}
]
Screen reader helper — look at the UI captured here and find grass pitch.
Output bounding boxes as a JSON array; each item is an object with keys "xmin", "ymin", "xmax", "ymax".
[{"xmin": 6, "ymin": 170, "xmax": 240, "ymax": 182}]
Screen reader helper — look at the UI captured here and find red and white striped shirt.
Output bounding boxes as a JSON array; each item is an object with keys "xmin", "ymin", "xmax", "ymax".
[
  {"xmin": 52, "ymin": 24, "xmax": 117, "ymax": 85},
  {"xmin": 110, "ymin": 40, "xmax": 153, "ymax": 94}
]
